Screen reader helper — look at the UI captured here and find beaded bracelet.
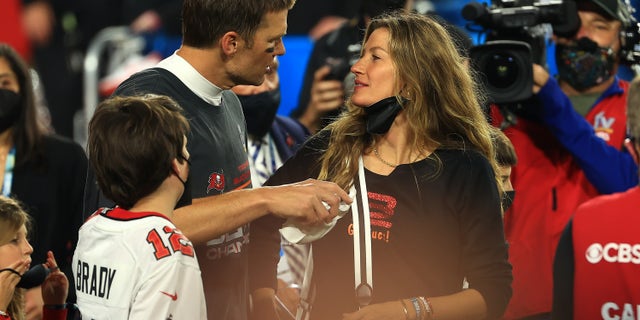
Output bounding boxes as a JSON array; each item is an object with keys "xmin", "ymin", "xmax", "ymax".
[
  {"xmin": 427, "ymin": 297, "xmax": 435, "ymax": 319},
  {"xmin": 410, "ymin": 297, "xmax": 422, "ymax": 320},
  {"xmin": 418, "ymin": 297, "xmax": 431, "ymax": 319},
  {"xmin": 399, "ymin": 300, "xmax": 409, "ymax": 320}
]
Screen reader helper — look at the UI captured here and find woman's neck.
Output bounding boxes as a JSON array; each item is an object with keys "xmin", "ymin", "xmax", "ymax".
[{"xmin": 0, "ymin": 129, "xmax": 13, "ymax": 147}]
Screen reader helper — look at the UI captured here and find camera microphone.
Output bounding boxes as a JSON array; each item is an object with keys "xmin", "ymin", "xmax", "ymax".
[{"xmin": 552, "ymin": 0, "xmax": 581, "ymax": 38}]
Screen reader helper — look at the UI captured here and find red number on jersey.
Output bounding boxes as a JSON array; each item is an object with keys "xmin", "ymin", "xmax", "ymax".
[{"xmin": 146, "ymin": 226, "xmax": 195, "ymax": 260}]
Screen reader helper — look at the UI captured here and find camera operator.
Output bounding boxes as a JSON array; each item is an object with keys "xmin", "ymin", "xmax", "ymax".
[
  {"xmin": 290, "ymin": 0, "xmax": 414, "ymax": 134},
  {"xmin": 488, "ymin": 0, "xmax": 639, "ymax": 319}
]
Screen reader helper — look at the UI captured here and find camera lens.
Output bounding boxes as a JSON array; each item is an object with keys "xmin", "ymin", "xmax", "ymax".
[{"xmin": 486, "ymin": 53, "xmax": 518, "ymax": 89}]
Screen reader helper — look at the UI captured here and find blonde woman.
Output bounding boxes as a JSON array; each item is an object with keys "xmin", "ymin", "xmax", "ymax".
[
  {"xmin": 250, "ymin": 11, "xmax": 512, "ymax": 320},
  {"xmin": 0, "ymin": 196, "xmax": 68, "ymax": 320}
]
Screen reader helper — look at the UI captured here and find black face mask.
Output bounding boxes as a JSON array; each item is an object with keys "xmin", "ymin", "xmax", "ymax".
[
  {"xmin": 501, "ymin": 190, "xmax": 516, "ymax": 212},
  {"xmin": 17, "ymin": 264, "xmax": 49, "ymax": 289},
  {"xmin": 239, "ymin": 89, "xmax": 281, "ymax": 139},
  {"xmin": 0, "ymin": 89, "xmax": 21, "ymax": 133},
  {"xmin": 364, "ymin": 97, "xmax": 405, "ymax": 134},
  {"xmin": 174, "ymin": 157, "xmax": 192, "ymax": 209}
]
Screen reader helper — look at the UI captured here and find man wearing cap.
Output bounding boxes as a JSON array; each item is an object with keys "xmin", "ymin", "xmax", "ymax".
[
  {"xmin": 489, "ymin": 0, "xmax": 638, "ymax": 318},
  {"xmin": 551, "ymin": 74, "xmax": 640, "ymax": 320}
]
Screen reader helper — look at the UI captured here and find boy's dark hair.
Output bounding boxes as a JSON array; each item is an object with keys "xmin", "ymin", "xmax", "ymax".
[
  {"xmin": 490, "ymin": 127, "xmax": 518, "ymax": 167},
  {"xmin": 88, "ymin": 95, "xmax": 189, "ymax": 209},
  {"xmin": 182, "ymin": 0, "xmax": 296, "ymax": 48}
]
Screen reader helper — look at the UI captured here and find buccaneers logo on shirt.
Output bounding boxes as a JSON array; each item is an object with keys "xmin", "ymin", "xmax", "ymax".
[{"xmin": 207, "ymin": 172, "xmax": 225, "ymax": 194}]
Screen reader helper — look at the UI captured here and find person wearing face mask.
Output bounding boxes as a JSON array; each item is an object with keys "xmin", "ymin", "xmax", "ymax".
[
  {"xmin": 551, "ymin": 74, "xmax": 640, "ymax": 320},
  {"xmin": 233, "ymin": 57, "xmax": 312, "ymax": 318},
  {"xmin": 0, "ymin": 43, "xmax": 87, "ymax": 319},
  {"xmin": 73, "ymin": 94, "xmax": 206, "ymax": 319},
  {"xmin": 232, "ymin": 57, "xmax": 310, "ymax": 188},
  {"xmin": 488, "ymin": 0, "xmax": 638, "ymax": 318},
  {"xmin": 0, "ymin": 196, "xmax": 70, "ymax": 320},
  {"xmin": 251, "ymin": 12, "xmax": 512, "ymax": 320},
  {"xmin": 489, "ymin": 127, "xmax": 518, "ymax": 213}
]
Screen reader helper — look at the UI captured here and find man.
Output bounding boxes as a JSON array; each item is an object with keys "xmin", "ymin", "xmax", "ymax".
[
  {"xmin": 490, "ymin": 0, "xmax": 638, "ymax": 318},
  {"xmin": 552, "ymin": 75, "xmax": 640, "ymax": 319},
  {"xmin": 75, "ymin": 95, "xmax": 206, "ymax": 319},
  {"xmin": 84, "ymin": 1, "xmax": 352, "ymax": 319}
]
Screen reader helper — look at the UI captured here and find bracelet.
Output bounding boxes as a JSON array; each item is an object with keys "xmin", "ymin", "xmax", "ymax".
[
  {"xmin": 399, "ymin": 300, "xmax": 409, "ymax": 320},
  {"xmin": 418, "ymin": 297, "xmax": 432, "ymax": 319},
  {"xmin": 0, "ymin": 310, "xmax": 9, "ymax": 320},
  {"xmin": 410, "ymin": 297, "xmax": 422, "ymax": 320}
]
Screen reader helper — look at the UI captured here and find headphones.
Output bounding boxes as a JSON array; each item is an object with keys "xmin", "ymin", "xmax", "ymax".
[{"xmin": 617, "ymin": 0, "xmax": 640, "ymax": 64}]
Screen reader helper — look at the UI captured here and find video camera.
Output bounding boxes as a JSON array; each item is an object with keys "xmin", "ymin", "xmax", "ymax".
[{"xmin": 462, "ymin": 0, "xmax": 580, "ymax": 104}]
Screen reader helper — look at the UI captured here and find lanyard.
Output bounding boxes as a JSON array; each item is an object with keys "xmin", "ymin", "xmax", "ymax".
[
  {"xmin": 2, "ymin": 147, "xmax": 15, "ymax": 197},
  {"xmin": 351, "ymin": 156, "xmax": 373, "ymax": 307}
]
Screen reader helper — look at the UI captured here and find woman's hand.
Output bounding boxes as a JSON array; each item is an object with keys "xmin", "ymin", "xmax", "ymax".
[
  {"xmin": 41, "ymin": 251, "xmax": 68, "ymax": 306},
  {"xmin": 0, "ymin": 259, "xmax": 29, "ymax": 311},
  {"xmin": 342, "ymin": 300, "xmax": 407, "ymax": 320}
]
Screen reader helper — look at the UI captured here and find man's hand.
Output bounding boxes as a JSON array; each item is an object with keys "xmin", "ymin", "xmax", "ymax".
[
  {"xmin": 264, "ymin": 178, "xmax": 352, "ymax": 227},
  {"xmin": 532, "ymin": 64, "xmax": 550, "ymax": 94}
]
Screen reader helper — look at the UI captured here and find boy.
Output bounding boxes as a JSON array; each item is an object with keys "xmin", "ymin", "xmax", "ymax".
[{"xmin": 73, "ymin": 95, "xmax": 205, "ymax": 319}]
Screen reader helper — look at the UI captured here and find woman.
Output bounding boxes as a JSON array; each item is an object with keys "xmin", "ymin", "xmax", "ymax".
[
  {"xmin": 0, "ymin": 196, "xmax": 69, "ymax": 320},
  {"xmin": 0, "ymin": 43, "xmax": 87, "ymax": 316},
  {"xmin": 250, "ymin": 12, "xmax": 512, "ymax": 320}
]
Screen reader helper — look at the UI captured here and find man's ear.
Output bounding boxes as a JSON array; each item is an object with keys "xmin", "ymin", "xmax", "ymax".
[
  {"xmin": 624, "ymin": 138, "xmax": 639, "ymax": 165},
  {"xmin": 221, "ymin": 31, "xmax": 240, "ymax": 55}
]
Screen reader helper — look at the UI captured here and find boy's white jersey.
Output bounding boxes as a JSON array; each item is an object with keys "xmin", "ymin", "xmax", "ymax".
[{"xmin": 72, "ymin": 207, "xmax": 206, "ymax": 319}]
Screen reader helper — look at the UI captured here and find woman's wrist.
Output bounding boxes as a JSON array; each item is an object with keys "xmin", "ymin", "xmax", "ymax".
[{"xmin": 43, "ymin": 303, "xmax": 66, "ymax": 309}]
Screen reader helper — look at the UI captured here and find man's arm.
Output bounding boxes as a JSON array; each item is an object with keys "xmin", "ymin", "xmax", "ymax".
[
  {"xmin": 173, "ymin": 179, "xmax": 351, "ymax": 245},
  {"xmin": 533, "ymin": 65, "xmax": 639, "ymax": 194}
]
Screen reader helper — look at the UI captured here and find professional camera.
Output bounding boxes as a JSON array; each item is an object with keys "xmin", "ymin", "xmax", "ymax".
[{"xmin": 463, "ymin": 0, "xmax": 580, "ymax": 104}]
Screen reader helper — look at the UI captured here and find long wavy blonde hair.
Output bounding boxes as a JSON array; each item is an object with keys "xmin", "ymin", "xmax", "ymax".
[
  {"xmin": 0, "ymin": 196, "xmax": 30, "ymax": 320},
  {"xmin": 317, "ymin": 11, "xmax": 499, "ymax": 193}
]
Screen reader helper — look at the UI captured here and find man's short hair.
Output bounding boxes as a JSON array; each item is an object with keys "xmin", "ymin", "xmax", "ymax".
[
  {"xmin": 182, "ymin": 0, "xmax": 296, "ymax": 48},
  {"xmin": 88, "ymin": 95, "xmax": 189, "ymax": 209}
]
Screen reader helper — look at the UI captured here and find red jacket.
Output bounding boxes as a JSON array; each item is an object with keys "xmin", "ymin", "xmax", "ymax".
[
  {"xmin": 573, "ymin": 187, "xmax": 640, "ymax": 320},
  {"xmin": 491, "ymin": 79, "xmax": 628, "ymax": 319}
]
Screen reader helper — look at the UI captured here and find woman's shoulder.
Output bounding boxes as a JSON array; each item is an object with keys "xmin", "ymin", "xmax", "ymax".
[
  {"xmin": 42, "ymin": 134, "xmax": 87, "ymax": 160},
  {"xmin": 434, "ymin": 147, "xmax": 491, "ymax": 169}
]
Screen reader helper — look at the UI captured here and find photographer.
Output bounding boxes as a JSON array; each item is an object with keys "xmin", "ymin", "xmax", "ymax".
[
  {"xmin": 487, "ymin": 0, "xmax": 638, "ymax": 318},
  {"xmin": 290, "ymin": 0, "xmax": 413, "ymax": 134}
]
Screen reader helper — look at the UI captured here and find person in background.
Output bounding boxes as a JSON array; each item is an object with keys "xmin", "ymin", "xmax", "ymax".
[
  {"xmin": 232, "ymin": 57, "xmax": 310, "ymax": 188},
  {"xmin": 489, "ymin": 0, "xmax": 637, "ymax": 318},
  {"xmin": 232, "ymin": 57, "xmax": 311, "ymax": 317},
  {"xmin": 290, "ymin": 0, "xmax": 413, "ymax": 134},
  {"xmin": 0, "ymin": 43, "xmax": 87, "ymax": 320},
  {"xmin": 0, "ymin": 196, "xmax": 70, "ymax": 320},
  {"xmin": 82, "ymin": 1, "xmax": 352, "ymax": 319},
  {"xmin": 489, "ymin": 127, "xmax": 517, "ymax": 212},
  {"xmin": 552, "ymin": 75, "xmax": 640, "ymax": 319},
  {"xmin": 74, "ymin": 94, "xmax": 206, "ymax": 319},
  {"xmin": 251, "ymin": 11, "xmax": 512, "ymax": 320}
]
